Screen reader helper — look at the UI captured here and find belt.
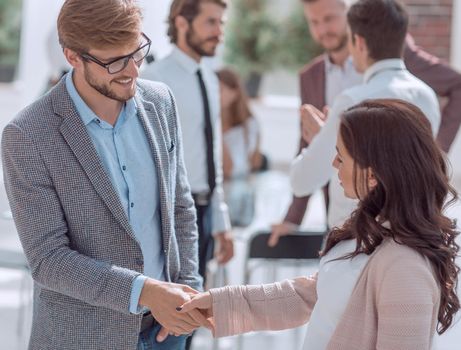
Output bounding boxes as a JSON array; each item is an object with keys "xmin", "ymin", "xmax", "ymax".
[
  {"xmin": 192, "ymin": 192, "xmax": 211, "ymax": 206},
  {"xmin": 140, "ymin": 311, "xmax": 156, "ymax": 334}
]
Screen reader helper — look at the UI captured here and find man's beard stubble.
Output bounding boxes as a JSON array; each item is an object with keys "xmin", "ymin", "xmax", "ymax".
[
  {"xmin": 323, "ymin": 32, "xmax": 348, "ymax": 54},
  {"xmin": 186, "ymin": 27, "xmax": 220, "ymax": 58},
  {"xmin": 83, "ymin": 65, "xmax": 135, "ymax": 103}
]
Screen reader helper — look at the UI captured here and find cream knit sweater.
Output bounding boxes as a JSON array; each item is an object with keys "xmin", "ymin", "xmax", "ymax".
[{"xmin": 210, "ymin": 239, "xmax": 440, "ymax": 349}]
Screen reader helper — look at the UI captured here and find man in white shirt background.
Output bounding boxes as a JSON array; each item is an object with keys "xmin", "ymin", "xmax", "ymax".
[
  {"xmin": 141, "ymin": 2, "xmax": 233, "ymax": 346},
  {"xmin": 289, "ymin": 0, "xmax": 440, "ymax": 229},
  {"xmin": 269, "ymin": 0, "xmax": 461, "ymax": 247}
]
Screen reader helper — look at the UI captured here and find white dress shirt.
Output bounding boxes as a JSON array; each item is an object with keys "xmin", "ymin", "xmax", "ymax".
[
  {"xmin": 141, "ymin": 47, "xmax": 230, "ymax": 234},
  {"xmin": 303, "ymin": 239, "xmax": 370, "ymax": 350},
  {"xmin": 291, "ymin": 59, "xmax": 440, "ymax": 228},
  {"xmin": 325, "ymin": 55, "xmax": 362, "ymax": 106}
]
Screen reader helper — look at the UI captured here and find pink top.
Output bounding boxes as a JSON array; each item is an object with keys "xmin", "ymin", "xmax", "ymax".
[{"xmin": 210, "ymin": 239, "xmax": 440, "ymax": 349}]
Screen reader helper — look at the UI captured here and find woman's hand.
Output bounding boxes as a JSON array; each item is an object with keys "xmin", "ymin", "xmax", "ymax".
[{"xmin": 178, "ymin": 292, "xmax": 215, "ymax": 332}]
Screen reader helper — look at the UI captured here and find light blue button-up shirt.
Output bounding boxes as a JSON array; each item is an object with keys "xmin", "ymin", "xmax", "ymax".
[{"xmin": 65, "ymin": 71, "xmax": 164, "ymax": 313}]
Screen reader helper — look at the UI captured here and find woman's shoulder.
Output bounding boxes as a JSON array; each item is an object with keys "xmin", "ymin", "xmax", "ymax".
[
  {"xmin": 370, "ymin": 239, "xmax": 427, "ymax": 268},
  {"xmin": 367, "ymin": 239, "xmax": 437, "ymax": 288}
]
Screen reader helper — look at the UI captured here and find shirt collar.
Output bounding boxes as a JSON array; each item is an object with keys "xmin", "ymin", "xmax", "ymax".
[
  {"xmin": 65, "ymin": 69, "xmax": 137, "ymax": 126},
  {"xmin": 171, "ymin": 45, "xmax": 202, "ymax": 74},
  {"xmin": 324, "ymin": 54, "xmax": 355, "ymax": 73},
  {"xmin": 363, "ymin": 58, "xmax": 406, "ymax": 83}
]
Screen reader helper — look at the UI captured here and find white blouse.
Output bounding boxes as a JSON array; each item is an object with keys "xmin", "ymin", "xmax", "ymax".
[
  {"xmin": 223, "ymin": 117, "xmax": 259, "ymax": 179},
  {"xmin": 303, "ymin": 239, "xmax": 370, "ymax": 350}
]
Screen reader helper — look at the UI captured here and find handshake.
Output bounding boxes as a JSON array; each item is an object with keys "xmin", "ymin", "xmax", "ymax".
[{"xmin": 139, "ymin": 279, "xmax": 214, "ymax": 342}]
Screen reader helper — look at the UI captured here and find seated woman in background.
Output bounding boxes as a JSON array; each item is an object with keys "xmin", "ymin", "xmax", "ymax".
[
  {"xmin": 217, "ymin": 68, "xmax": 267, "ymax": 226},
  {"xmin": 180, "ymin": 99, "xmax": 460, "ymax": 349},
  {"xmin": 217, "ymin": 68, "xmax": 267, "ymax": 179}
]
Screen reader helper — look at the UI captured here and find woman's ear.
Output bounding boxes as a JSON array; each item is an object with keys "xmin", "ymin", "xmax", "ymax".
[{"xmin": 368, "ymin": 168, "xmax": 378, "ymax": 189}]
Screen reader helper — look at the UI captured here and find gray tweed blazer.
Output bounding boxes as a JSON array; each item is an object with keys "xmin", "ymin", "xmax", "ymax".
[{"xmin": 1, "ymin": 77, "xmax": 202, "ymax": 349}]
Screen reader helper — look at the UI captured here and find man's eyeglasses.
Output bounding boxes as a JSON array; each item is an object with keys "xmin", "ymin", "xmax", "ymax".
[{"xmin": 80, "ymin": 33, "xmax": 152, "ymax": 74}]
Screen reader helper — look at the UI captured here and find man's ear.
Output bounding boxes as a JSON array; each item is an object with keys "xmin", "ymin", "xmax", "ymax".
[
  {"xmin": 355, "ymin": 34, "xmax": 367, "ymax": 54},
  {"xmin": 63, "ymin": 48, "xmax": 83, "ymax": 69},
  {"xmin": 175, "ymin": 15, "xmax": 190, "ymax": 36}
]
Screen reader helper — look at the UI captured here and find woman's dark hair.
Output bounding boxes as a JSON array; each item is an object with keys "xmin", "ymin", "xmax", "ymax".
[
  {"xmin": 322, "ymin": 99, "xmax": 459, "ymax": 334},
  {"xmin": 217, "ymin": 68, "xmax": 252, "ymax": 127}
]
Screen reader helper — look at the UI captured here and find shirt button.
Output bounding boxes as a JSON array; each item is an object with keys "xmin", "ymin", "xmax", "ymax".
[
  {"xmin": 122, "ymin": 165, "xmax": 126, "ymax": 171},
  {"xmin": 95, "ymin": 119, "xmax": 101, "ymax": 124},
  {"xmin": 135, "ymin": 259, "xmax": 143, "ymax": 266},
  {"xmin": 131, "ymin": 202, "xmax": 134, "ymax": 208}
]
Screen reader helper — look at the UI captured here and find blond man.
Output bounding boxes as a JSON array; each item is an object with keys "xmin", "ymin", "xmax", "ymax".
[{"xmin": 1, "ymin": 1, "xmax": 208, "ymax": 349}]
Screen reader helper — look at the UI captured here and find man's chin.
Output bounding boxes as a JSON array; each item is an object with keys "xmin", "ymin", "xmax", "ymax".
[
  {"xmin": 200, "ymin": 47, "xmax": 217, "ymax": 57},
  {"xmin": 110, "ymin": 89, "xmax": 136, "ymax": 103},
  {"xmin": 322, "ymin": 39, "xmax": 348, "ymax": 54}
]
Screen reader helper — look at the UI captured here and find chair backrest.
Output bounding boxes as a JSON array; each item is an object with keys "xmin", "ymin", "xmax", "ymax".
[{"xmin": 247, "ymin": 230, "xmax": 325, "ymax": 260}]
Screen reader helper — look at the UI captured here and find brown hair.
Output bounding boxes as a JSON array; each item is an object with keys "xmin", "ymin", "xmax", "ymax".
[
  {"xmin": 322, "ymin": 99, "xmax": 460, "ymax": 334},
  {"xmin": 57, "ymin": 0, "xmax": 143, "ymax": 53},
  {"xmin": 347, "ymin": 0, "xmax": 408, "ymax": 60},
  {"xmin": 217, "ymin": 68, "xmax": 252, "ymax": 128},
  {"xmin": 167, "ymin": 0, "xmax": 227, "ymax": 44}
]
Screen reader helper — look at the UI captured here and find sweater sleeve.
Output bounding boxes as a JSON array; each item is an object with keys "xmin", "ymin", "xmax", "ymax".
[
  {"xmin": 210, "ymin": 275, "xmax": 318, "ymax": 337},
  {"xmin": 376, "ymin": 258, "xmax": 439, "ymax": 350}
]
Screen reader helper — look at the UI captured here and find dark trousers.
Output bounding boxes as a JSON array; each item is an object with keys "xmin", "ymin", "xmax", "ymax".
[{"xmin": 186, "ymin": 201, "xmax": 214, "ymax": 350}]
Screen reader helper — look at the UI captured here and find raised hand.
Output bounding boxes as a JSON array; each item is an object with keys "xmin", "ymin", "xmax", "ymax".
[
  {"xmin": 300, "ymin": 104, "xmax": 327, "ymax": 143},
  {"xmin": 139, "ymin": 279, "xmax": 212, "ymax": 342}
]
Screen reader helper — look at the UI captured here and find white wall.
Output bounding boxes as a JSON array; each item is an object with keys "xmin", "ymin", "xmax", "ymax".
[{"xmin": 17, "ymin": 0, "xmax": 173, "ymax": 106}]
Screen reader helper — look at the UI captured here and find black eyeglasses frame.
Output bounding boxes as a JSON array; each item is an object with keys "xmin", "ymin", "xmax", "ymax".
[{"xmin": 80, "ymin": 33, "xmax": 152, "ymax": 74}]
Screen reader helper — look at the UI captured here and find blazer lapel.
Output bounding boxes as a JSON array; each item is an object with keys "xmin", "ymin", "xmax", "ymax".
[
  {"xmin": 135, "ymin": 94, "xmax": 171, "ymax": 253},
  {"xmin": 317, "ymin": 60, "xmax": 326, "ymax": 108},
  {"xmin": 53, "ymin": 81, "xmax": 135, "ymax": 239}
]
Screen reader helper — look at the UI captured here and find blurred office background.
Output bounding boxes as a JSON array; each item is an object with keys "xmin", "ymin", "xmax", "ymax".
[{"xmin": 1, "ymin": 0, "xmax": 460, "ymax": 349}]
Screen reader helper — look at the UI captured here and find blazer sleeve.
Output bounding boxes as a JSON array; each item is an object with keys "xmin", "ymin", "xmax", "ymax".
[
  {"xmin": 284, "ymin": 127, "xmax": 311, "ymax": 225},
  {"xmin": 210, "ymin": 275, "xmax": 318, "ymax": 337},
  {"xmin": 166, "ymin": 88, "xmax": 203, "ymax": 291},
  {"xmin": 404, "ymin": 35, "xmax": 461, "ymax": 152},
  {"xmin": 283, "ymin": 64, "xmax": 326, "ymax": 225},
  {"xmin": 1, "ymin": 123, "xmax": 140, "ymax": 314},
  {"xmin": 376, "ymin": 258, "xmax": 440, "ymax": 349}
]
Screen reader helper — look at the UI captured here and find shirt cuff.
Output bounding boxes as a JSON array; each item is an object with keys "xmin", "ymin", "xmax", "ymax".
[{"xmin": 129, "ymin": 275, "xmax": 148, "ymax": 314}]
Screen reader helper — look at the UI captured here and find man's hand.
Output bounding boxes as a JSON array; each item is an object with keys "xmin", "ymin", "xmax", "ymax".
[
  {"xmin": 268, "ymin": 221, "xmax": 299, "ymax": 247},
  {"xmin": 300, "ymin": 104, "xmax": 327, "ymax": 143},
  {"xmin": 215, "ymin": 231, "xmax": 234, "ymax": 265},
  {"xmin": 139, "ymin": 279, "xmax": 212, "ymax": 342}
]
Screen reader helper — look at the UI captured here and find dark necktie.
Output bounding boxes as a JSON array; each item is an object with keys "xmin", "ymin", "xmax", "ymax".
[{"xmin": 196, "ymin": 69, "xmax": 216, "ymax": 194}]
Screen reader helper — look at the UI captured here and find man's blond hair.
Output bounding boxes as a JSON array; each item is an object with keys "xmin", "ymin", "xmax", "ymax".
[{"xmin": 57, "ymin": 0, "xmax": 143, "ymax": 53}]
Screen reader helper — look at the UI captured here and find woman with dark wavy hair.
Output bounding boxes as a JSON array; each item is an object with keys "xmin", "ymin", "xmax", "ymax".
[{"xmin": 179, "ymin": 99, "xmax": 460, "ymax": 349}]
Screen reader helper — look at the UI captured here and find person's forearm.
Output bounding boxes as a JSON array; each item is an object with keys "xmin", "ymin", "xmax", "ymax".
[{"xmin": 210, "ymin": 279, "xmax": 314, "ymax": 337}]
